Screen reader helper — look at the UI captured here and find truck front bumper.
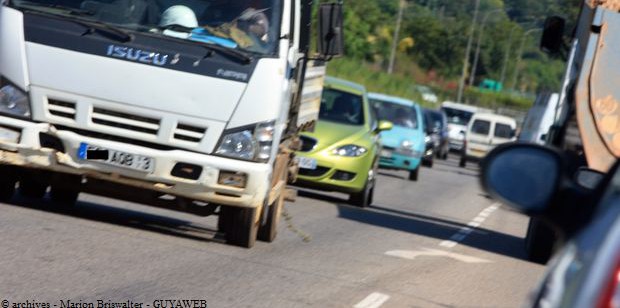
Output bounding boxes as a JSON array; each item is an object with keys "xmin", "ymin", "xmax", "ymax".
[{"xmin": 0, "ymin": 117, "xmax": 270, "ymax": 208}]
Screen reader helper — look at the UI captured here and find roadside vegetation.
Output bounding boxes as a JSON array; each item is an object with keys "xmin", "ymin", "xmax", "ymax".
[{"xmin": 322, "ymin": 0, "xmax": 580, "ymax": 110}]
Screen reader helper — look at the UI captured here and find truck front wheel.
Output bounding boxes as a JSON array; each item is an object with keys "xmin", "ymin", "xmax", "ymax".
[
  {"xmin": 257, "ymin": 192, "xmax": 284, "ymax": 242},
  {"xmin": 19, "ymin": 171, "xmax": 48, "ymax": 198},
  {"xmin": 50, "ymin": 174, "xmax": 81, "ymax": 208},
  {"xmin": 220, "ymin": 206, "xmax": 258, "ymax": 248},
  {"xmin": 0, "ymin": 166, "xmax": 17, "ymax": 201}
]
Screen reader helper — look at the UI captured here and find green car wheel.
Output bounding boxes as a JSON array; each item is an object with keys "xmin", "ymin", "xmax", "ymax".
[{"xmin": 349, "ymin": 179, "xmax": 374, "ymax": 208}]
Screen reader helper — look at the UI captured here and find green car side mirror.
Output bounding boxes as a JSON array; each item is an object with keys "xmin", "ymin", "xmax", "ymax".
[{"xmin": 377, "ymin": 121, "xmax": 393, "ymax": 132}]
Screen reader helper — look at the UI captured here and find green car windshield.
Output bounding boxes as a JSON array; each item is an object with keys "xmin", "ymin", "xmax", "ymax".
[
  {"xmin": 370, "ymin": 99, "xmax": 418, "ymax": 129},
  {"xmin": 9, "ymin": 0, "xmax": 283, "ymax": 55},
  {"xmin": 319, "ymin": 88, "xmax": 365, "ymax": 126}
]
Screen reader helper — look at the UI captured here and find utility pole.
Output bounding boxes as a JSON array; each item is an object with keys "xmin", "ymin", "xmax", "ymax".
[
  {"xmin": 499, "ymin": 25, "xmax": 517, "ymax": 89},
  {"xmin": 456, "ymin": 0, "xmax": 481, "ymax": 103},
  {"xmin": 511, "ymin": 28, "xmax": 542, "ymax": 92},
  {"xmin": 388, "ymin": 0, "xmax": 406, "ymax": 74},
  {"xmin": 468, "ymin": 9, "xmax": 504, "ymax": 87}
]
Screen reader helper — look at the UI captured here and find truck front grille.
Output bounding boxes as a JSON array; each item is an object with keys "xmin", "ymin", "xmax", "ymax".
[
  {"xmin": 48, "ymin": 99, "xmax": 76, "ymax": 120},
  {"xmin": 91, "ymin": 107, "xmax": 160, "ymax": 136},
  {"xmin": 174, "ymin": 123, "xmax": 206, "ymax": 143}
]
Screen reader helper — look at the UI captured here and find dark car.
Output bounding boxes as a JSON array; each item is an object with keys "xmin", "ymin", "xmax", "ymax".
[
  {"xmin": 423, "ymin": 108, "xmax": 449, "ymax": 160},
  {"xmin": 481, "ymin": 143, "xmax": 619, "ymax": 308},
  {"xmin": 421, "ymin": 115, "xmax": 434, "ymax": 168}
]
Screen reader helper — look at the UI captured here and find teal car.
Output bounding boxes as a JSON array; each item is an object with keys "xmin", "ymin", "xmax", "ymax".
[{"xmin": 368, "ymin": 93, "xmax": 425, "ymax": 181}]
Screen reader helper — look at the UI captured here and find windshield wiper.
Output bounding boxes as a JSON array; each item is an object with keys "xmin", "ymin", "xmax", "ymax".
[
  {"xmin": 16, "ymin": 1, "xmax": 94, "ymax": 16},
  {"xmin": 19, "ymin": 5, "xmax": 133, "ymax": 43},
  {"xmin": 73, "ymin": 18, "xmax": 134, "ymax": 43},
  {"xmin": 160, "ymin": 25, "xmax": 253, "ymax": 65}
]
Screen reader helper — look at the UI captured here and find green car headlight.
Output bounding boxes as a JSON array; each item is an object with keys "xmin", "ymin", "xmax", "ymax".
[
  {"xmin": 333, "ymin": 144, "xmax": 367, "ymax": 157},
  {"xmin": 0, "ymin": 78, "xmax": 31, "ymax": 119}
]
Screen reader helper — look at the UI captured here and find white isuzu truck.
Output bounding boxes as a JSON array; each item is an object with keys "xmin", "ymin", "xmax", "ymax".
[{"xmin": 0, "ymin": 0, "xmax": 343, "ymax": 247}]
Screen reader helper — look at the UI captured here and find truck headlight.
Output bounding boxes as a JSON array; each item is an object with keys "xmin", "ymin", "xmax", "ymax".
[
  {"xmin": 0, "ymin": 78, "xmax": 31, "ymax": 118},
  {"xmin": 215, "ymin": 121, "xmax": 275, "ymax": 162},
  {"xmin": 332, "ymin": 145, "xmax": 367, "ymax": 157}
]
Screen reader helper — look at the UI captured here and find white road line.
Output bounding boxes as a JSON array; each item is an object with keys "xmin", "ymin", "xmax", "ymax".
[
  {"xmin": 439, "ymin": 203, "xmax": 500, "ymax": 249},
  {"xmin": 354, "ymin": 292, "xmax": 390, "ymax": 308},
  {"xmin": 439, "ymin": 240, "xmax": 458, "ymax": 248},
  {"xmin": 385, "ymin": 248, "xmax": 491, "ymax": 263}
]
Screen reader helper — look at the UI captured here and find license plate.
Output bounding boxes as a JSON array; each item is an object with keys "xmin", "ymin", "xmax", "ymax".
[
  {"xmin": 296, "ymin": 156, "xmax": 317, "ymax": 170},
  {"xmin": 381, "ymin": 149, "xmax": 393, "ymax": 158},
  {"xmin": 78, "ymin": 143, "xmax": 154, "ymax": 173}
]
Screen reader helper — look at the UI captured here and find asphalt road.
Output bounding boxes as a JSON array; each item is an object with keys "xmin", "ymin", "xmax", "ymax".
[{"xmin": 0, "ymin": 155, "xmax": 545, "ymax": 307}]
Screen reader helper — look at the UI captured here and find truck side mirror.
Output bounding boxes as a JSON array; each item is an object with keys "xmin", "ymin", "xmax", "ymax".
[
  {"xmin": 318, "ymin": 3, "xmax": 345, "ymax": 58},
  {"xmin": 540, "ymin": 16, "xmax": 565, "ymax": 54},
  {"xmin": 481, "ymin": 143, "xmax": 563, "ymax": 214}
]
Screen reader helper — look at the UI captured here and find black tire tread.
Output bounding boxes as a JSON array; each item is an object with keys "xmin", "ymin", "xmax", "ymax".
[{"xmin": 221, "ymin": 206, "xmax": 258, "ymax": 248}]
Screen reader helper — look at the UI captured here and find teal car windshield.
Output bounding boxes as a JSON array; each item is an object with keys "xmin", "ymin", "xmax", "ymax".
[
  {"xmin": 370, "ymin": 99, "xmax": 418, "ymax": 129},
  {"xmin": 9, "ymin": 0, "xmax": 283, "ymax": 55},
  {"xmin": 319, "ymin": 88, "xmax": 365, "ymax": 126}
]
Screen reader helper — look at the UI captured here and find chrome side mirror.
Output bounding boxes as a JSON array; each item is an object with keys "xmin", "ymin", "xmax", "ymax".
[{"xmin": 481, "ymin": 143, "xmax": 563, "ymax": 213}]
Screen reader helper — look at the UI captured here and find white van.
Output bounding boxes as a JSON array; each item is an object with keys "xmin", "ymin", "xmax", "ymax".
[
  {"xmin": 459, "ymin": 113, "xmax": 517, "ymax": 167},
  {"xmin": 440, "ymin": 101, "xmax": 479, "ymax": 151},
  {"xmin": 519, "ymin": 92, "xmax": 560, "ymax": 145}
]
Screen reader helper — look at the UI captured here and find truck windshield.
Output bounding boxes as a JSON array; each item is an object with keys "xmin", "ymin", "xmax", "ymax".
[{"xmin": 9, "ymin": 0, "xmax": 283, "ymax": 55}]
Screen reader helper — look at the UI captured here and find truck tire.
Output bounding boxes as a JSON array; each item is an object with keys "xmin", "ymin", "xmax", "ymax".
[
  {"xmin": 525, "ymin": 217, "xmax": 556, "ymax": 264},
  {"xmin": 257, "ymin": 192, "xmax": 284, "ymax": 242},
  {"xmin": 349, "ymin": 180, "xmax": 373, "ymax": 208},
  {"xmin": 50, "ymin": 174, "xmax": 81, "ymax": 208},
  {"xmin": 19, "ymin": 172, "xmax": 48, "ymax": 198},
  {"xmin": 221, "ymin": 206, "xmax": 258, "ymax": 248},
  {"xmin": 408, "ymin": 167, "xmax": 419, "ymax": 181},
  {"xmin": 0, "ymin": 166, "xmax": 17, "ymax": 201}
]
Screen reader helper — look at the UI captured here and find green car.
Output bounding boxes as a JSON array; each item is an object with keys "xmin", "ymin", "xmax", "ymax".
[{"xmin": 294, "ymin": 76, "xmax": 392, "ymax": 207}]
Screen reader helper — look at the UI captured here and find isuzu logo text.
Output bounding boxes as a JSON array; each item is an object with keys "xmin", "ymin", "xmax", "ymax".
[{"xmin": 106, "ymin": 45, "xmax": 169, "ymax": 66}]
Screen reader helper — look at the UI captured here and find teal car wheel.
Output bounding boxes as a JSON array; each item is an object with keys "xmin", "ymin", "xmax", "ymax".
[{"xmin": 409, "ymin": 167, "xmax": 419, "ymax": 181}]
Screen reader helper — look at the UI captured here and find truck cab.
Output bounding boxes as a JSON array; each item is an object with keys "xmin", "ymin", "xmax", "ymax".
[{"xmin": 0, "ymin": 0, "xmax": 344, "ymax": 248}]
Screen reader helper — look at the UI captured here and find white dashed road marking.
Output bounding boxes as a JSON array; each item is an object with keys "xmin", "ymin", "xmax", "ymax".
[
  {"xmin": 354, "ymin": 292, "xmax": 390, "ymax": 308},
  {"xmin": 385, "ymin": 248, "xmax": 491, "ymax": 263},
  {"xmin": 439, "ymin": 203, "xmax": 500, "ymax": 248}
]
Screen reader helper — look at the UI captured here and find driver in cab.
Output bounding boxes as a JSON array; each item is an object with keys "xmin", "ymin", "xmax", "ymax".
[{"xmin": 157, "ymin": 4, "xmax": 271, "ymax": 53}]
